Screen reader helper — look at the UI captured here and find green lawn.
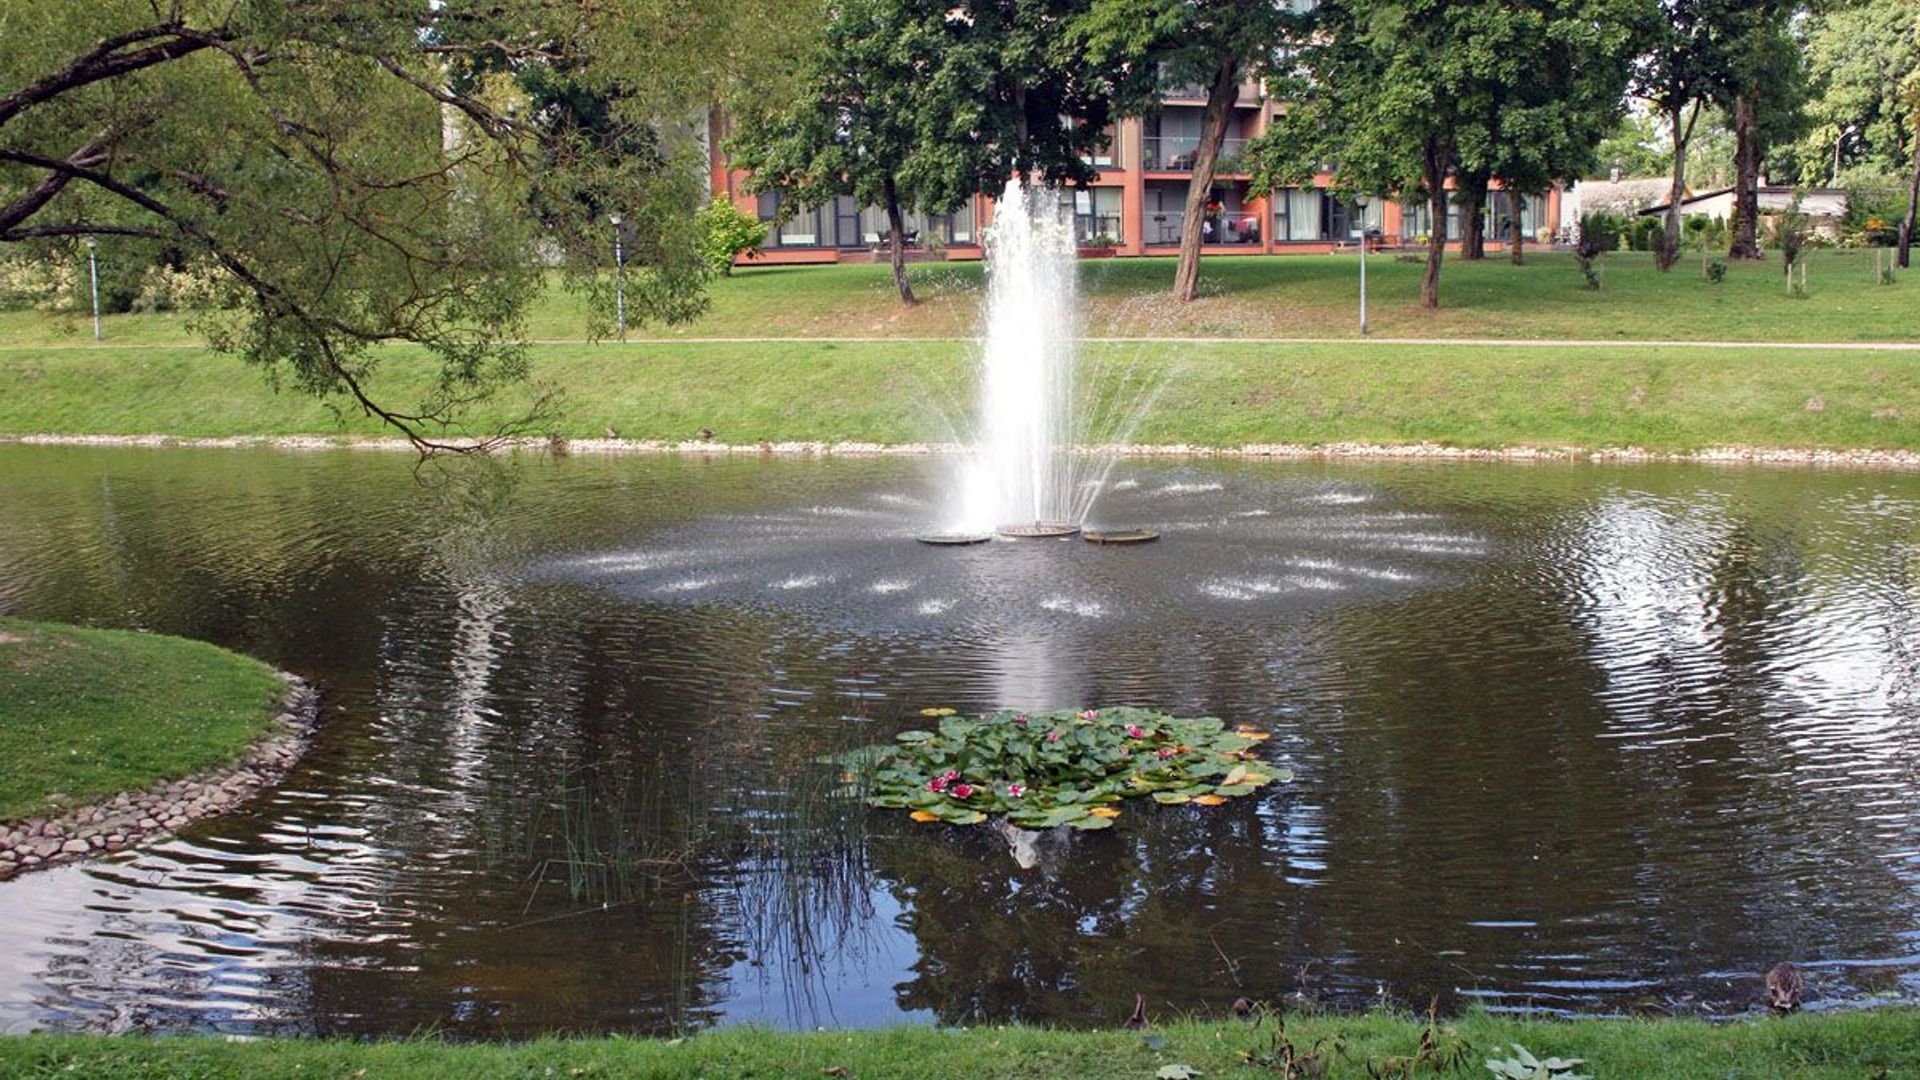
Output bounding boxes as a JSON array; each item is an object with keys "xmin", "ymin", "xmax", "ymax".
[
  {"xmin": 0, "ymin": 619, "xmax": 285, "ymax": 821},
  {"xmin": 1, "ymin": 249, "xmax": 1914, "ymax": 345},
  {"xmin": 0, "ymin": 338, "xmax": 1916, "ymax": 452},
  {"xmin": 3, "ymin": 1011, "xmax": 1917, "ymax": 1078}
]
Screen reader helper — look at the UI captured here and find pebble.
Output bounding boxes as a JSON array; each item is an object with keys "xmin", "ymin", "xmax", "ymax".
[{"xmin": 0, "ymin": 676, "xmax": 319, "ymax": 877}]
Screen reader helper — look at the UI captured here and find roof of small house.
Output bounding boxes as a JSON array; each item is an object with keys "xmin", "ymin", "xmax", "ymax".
[
  {"xmin": 1638, "ymin": 186, "xmax": 1849, "ymax": 216},
  {"xmin": 1573, "ymin": 178, "xmax": 1678, "ymax": 214}
]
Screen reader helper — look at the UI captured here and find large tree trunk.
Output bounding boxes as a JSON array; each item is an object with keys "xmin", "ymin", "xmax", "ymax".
[
  {"xmin": 1458, "ymin": 173, "xmax": 1488, "ymax": 260},
  {"xmin": 1421, "ymin": 141, "xmax": 1449, "ymax": 309},
  {"xmin": 1728, "ymin": 92, "xmax": 1763, "ymax": 259},
  {"xmin": 1901, "ymin": 131, "xmax": 1919, "ymax": 270},
  {"xmin": 1659, "ymin": 103, "xmax": 1696, "ymax": 272},
  {"xmin": 1509, "ymin": 188, "xmax": 1525, "ymax": 265},
  {"xmin": 883, "ymin": 176, "xmax": 916, "ymax": 305},
  {"xmin": 1173, "ymin": 51, "xmax": 1239, "ymax": 303}
]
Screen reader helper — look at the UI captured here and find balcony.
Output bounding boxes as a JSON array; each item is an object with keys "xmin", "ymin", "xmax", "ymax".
[
  {"xmin": 1142, "ymin": 136, "xmax": 1248, "ymax": 173},
  {"xmin": 1143, "ymin": 209, "xmax": 1263, "ymax": 247}
]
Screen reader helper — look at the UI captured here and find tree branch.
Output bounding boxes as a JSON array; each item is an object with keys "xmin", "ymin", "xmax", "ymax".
[{"xmin": 0, "ymin": 24, "xmax": 226, "ymax": 130}]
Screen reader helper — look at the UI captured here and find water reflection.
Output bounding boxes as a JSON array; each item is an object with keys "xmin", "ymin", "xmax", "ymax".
[{"xmin": 0, "ymin": 448, "xmax": 1915, "ymax": 1036}]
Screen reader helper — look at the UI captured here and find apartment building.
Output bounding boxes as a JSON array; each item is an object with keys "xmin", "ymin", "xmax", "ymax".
[{"xmin": 707, "ymin": 86, "xmax": 1560, "ymax": 265}]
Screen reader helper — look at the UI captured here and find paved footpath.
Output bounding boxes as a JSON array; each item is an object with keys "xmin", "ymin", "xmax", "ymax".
[{"xmin": 7, "ymin": 336, "xmax": 1919, "ymax": 351}]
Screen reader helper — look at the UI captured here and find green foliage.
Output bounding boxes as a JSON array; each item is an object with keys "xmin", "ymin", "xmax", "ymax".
[
  {"xmin": 0, "ymin": 1, "xmax": 812, "ymax": 449},
  {"xmin": 1486, "ymin": 1044, "xmax": 1592, "ymax": 1080},
  {"xmin": 1705, "ymin": 257, "xmax": 1727, "ymax": 283},
  {"xmin": 693, "ymin": 201, "xmax": 766, "ymax": 277},
  {"xmin": 833, "ymin": 707, "xmax": 1287, "ymax": 830},
  {"xmin": 1591, "ymin": 112, "xmax": 1670, "ymax": 178},
  {"xmin": 1796, "ymin": 1, "xmax": 1920, "ymax": 182}
]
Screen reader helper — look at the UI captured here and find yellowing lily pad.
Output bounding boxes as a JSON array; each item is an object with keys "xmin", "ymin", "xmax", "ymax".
[
  {"xmin": 909, "ymin": 810, "xmax": 940, "ymax": 823},
  {"xmin": 1192, "ymin": 794, "xmax": 1229, "ymax": 806},
  {"xmin": 1088, "ymin": 806, "xmax": 1122, "ymax": 819}
]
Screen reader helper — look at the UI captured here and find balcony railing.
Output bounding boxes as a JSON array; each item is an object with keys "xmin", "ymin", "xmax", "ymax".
[
  {"xmin": 1143, "ymin": 210, "xmax": 1263, "ymax": 246},
  {"xmin": 1075, "ymin": 213, "xmax": 1124, "ymax": 245},
  {"xmin": 1141, "ymin": 136, "xmax": 1248, "ymax": 173}
]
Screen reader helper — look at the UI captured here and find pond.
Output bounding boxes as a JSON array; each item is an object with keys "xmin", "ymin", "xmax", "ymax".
[{"xmin": 0, "ymin": 445, "xmax": 1916, "ymax": 1037}]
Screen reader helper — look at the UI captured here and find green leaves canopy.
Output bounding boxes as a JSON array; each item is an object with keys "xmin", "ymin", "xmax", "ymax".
[{"xmin": 0, "ymin": 0, "xmax": 810, "ymax": 450}]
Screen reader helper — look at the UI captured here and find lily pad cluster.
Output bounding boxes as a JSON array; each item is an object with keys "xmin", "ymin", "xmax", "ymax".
[{"xmin": 834, "ymin": 706, "xmax": 1288, "ymax": 829}]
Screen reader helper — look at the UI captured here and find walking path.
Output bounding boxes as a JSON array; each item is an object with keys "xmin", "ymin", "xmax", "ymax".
[{"xmin": 5, "ymin": 336, "xmax": 1918, "ymax": 351}]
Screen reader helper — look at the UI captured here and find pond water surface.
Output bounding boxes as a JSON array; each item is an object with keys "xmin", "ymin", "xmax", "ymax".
[{"xmin": 0, "ymin": 446, "xmax": 1916, "ymax": 1036}]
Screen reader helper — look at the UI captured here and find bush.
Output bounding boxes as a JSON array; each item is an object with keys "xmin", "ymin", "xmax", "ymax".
[
  {"xmin": 1574, "ymin": 213, "xmax": 1621, "ymax": 289},
  {"xmin": 693, "ymin": 199, "xmax": 766, "ymax": 277},
  {"xmin": 1626, "ymin": 215, "xmax": 1665, "ymax": 252},
  {"xmin": 1705, "ymin": 258, "xmax": 1727, "ymax": 283}
]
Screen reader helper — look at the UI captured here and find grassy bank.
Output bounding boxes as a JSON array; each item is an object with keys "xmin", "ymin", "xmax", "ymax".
[
  {"xmin": 1, "ymin": 338, "xmax": 1917, "ymax": 452},
  {"xmin": 0, "ymin": 619, "xmax": 285, "ymax": 820},
  {"xmin": 4, "ymin": 1012, "xmax": 1917, "ymax": 1078},
  {"xmin": 1, "ymin": 249, "xmax": 1915, "ymax": 345}
]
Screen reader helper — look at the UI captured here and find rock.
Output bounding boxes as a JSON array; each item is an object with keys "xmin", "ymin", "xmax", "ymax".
[{"xmin": 60, "ymin": 839, "xmax": 89, "ymax": 855}]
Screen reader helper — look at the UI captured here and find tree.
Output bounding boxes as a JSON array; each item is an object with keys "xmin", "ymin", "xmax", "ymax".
[
  {"xmin": 731, "ymin": 0, "xmax": 1114, "ymax": 305},
  {"xmin": 1719, "ymin": 7, "xmax": 1807, "ymax": 258},
  {"xmin": 1796, "ymin": 0, "xmax": 1920, "ymax": 183},
  {"xmin": 1632, "ymin": 0, "xmax": 1747, "ymax": 272},
  {"xmin": 0, "ymin": 1, "xmax": 807, "ymax": 452},
  {"xmin": 728, "ymin": 0, "xmax": 927, "ymax": 303},
  {"xmin": 1074, "ymin": 0, "xmax": 1298, "ymax": 302},
  {"xmin": 1592, "ymin": 111, "xmax": 1674, "ymax": 177},
  {"xmin": 1463, "ymin": 0, "xmax": 1651, "ymax": 264}
]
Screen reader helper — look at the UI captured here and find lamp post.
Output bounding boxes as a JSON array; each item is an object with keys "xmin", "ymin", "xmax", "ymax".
[
  {"xmin": 84, "ymin": 237, "xmax": 101, "ymax": 341},
  {"xmin": 608, "ymin": 213, "xmax": 626, "ymax": 339},
  {"xmin": 1351, "ymin": 193, "xmax": 1371, "ymax": 336}
]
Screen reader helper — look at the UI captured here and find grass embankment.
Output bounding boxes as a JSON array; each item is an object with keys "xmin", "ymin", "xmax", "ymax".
[
  {"xmin": 0, "ymin": 619, "xmax": 284, "ymax": 821},
  {"xmin": 4, "ymin": 1012, "xmax": 1918, "ymax": 1078},
  {"xmin": 1, "ymin": 339, "xmax": 1917, "ymax": 452},
  {"xmin": 1, "ymin": 249, "xmax": 1915, "ymax": 344}
]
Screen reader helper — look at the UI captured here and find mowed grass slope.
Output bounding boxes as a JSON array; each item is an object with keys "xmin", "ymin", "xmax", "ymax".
[
  {"xmin": 0, "ymin": 339, "xmax": 1916, "ymax": 452},
  {"xmin": 0, "ymin": 619, "xmax": 285, "ymax": 820},
  {"xmin": 0, "ymin": 248, "xmax": 1915, "ymax": 345},
  {"xmin": 2, "ymin": 1011, "xmax": 1918, "ymax": 1079}
]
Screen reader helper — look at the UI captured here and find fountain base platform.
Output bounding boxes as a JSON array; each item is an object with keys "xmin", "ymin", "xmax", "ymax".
[
  {"xmin": 1083, "ymin": 529, "xmax": 1160, "ymax": 546},
  {"xmin": 916, "ymin": 532, "xmax": 994, "ymax": 546},
  {"xmin": 996, "ymin": 523, "xmax": 1082, "ymax": 539}
]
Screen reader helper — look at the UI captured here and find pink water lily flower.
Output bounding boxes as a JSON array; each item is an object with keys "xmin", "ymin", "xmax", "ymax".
[
  {"xmin": 1007, "ymin": 783, "xmax": 1026, "ymax": 798},
  {"xmin": 1046, "ymin": 730, "xmax": 1062, "ymax": 743},
  {"xmin": 1126, "ymin": 724, "xmax": 1147, "ymax": 739},
  {"xmin": 1156, "ymin": 746, "xmax": 1176, "ymax": 759},
  {"xmin": 927, "ymin": 776, "xmax": 949, "ymax": 793},
  {"xmin": 1013, "ymin": 714, "xmax": 1029, "ymax": 727},
  {"xmin": 950, "ymin": 783, "xmax": 974, "ymax": 799},
  {"xmin": 1079, "ymin": 709, "xmax": 1099, "ymax": 720}
]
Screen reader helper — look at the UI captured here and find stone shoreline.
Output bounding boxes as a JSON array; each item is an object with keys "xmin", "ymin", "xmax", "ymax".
[
  {"xmin": 5, "ymin": 431, "xmax": 1920, "ymax": 469},
  {"xmin": 0, "ymin": 674, "xmax": 319, "ymax": 880}
]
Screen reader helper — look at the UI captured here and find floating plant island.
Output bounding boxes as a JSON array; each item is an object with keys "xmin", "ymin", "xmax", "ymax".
[{"xmin": 833, "ymin": 707, "xmax": 1286, "ymax": 829}]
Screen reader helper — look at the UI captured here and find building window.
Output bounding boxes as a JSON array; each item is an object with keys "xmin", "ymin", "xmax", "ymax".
[{"xmin": 1074, "ymin": 187, "xmax": 1123, "ymax": 243}]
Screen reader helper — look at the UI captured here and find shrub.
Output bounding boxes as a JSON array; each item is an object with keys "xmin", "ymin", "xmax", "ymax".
[
  {"xmin": 1574, "ymin": 213, "xmax": 1620, "ymax": 289},
  {"xmin": 1705, "ymin": 258, "xmax": 1727, "ymax": 283},
  {"xmin": 693, "ymin": 199, "xmax": 766, "ymax": 276}
]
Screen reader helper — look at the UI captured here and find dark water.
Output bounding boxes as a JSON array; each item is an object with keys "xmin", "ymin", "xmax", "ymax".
[{"xmin": 0, "ymin": 445, "xmax": 1917, "ymax": 1037}]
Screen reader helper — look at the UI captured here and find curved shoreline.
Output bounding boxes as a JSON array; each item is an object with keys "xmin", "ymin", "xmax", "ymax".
[
  {"xmin": 5, "ymin": 431, "xmax": 1920, "ymax": 469},
  {"xmin": 0, "ymin": 674, "xmax": 319, "ymax": 879}
]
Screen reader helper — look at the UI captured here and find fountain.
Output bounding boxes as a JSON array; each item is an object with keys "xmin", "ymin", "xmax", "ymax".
[{"xmin": 947, "ymin": 180, "xmax": 1098, "ymax": 539}]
